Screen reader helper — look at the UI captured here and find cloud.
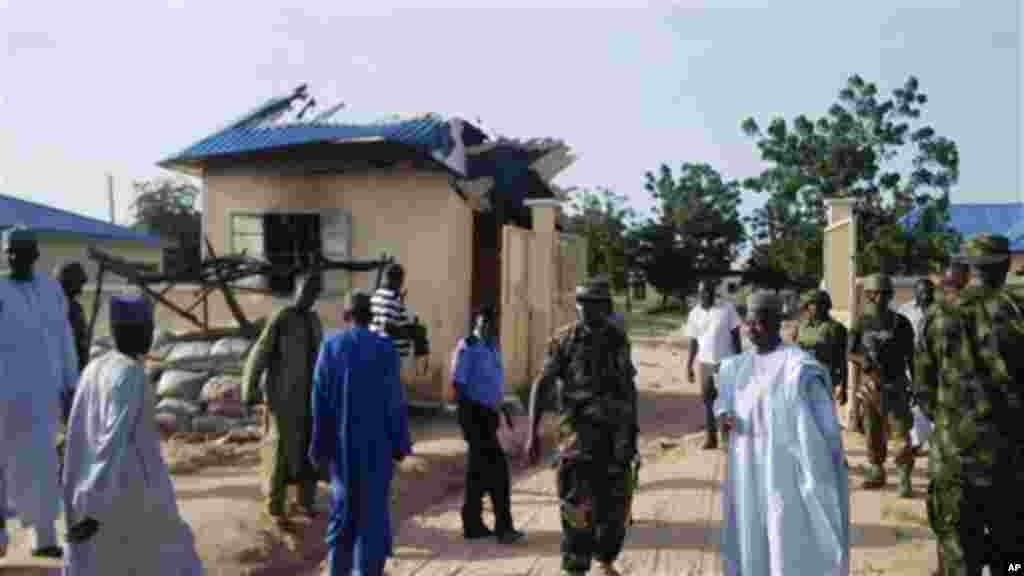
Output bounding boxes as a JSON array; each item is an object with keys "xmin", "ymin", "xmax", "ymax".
[{"xmin": 350, "ymin": 54, "xmax": 377, "ymax": 74}]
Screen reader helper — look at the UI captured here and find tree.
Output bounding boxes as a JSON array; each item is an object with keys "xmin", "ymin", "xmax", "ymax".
[
  {"xmin": 742, "ymin": 74, "xmax": 960, "ymax": 277},
  {"xmin": 631, "ymin": 163, "xmax": 746, "ymax": 305},
  {"xmin": 565, "ymin": 187, "xmax": 636, "ymax": 291},
  {"xmin": 129, "ymin": 178, "xmax": 202, "ymax": 274}
]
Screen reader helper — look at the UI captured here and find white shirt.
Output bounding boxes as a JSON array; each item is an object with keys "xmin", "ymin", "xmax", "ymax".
[
  {"xmin": 685, "ymin": 301, "xmax": 741, "ymax": 365},
  {"xmin": 897, "ymin": 301, "xmax": 926, "ymax": 345}
]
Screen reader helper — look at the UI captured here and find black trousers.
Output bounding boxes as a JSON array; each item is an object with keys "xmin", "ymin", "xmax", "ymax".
[
  {"xmin": 701, "ymin": 362, "xmax": 720, "ymax": 433},
  {"xmin": 457, "ymin": 397, "xmax": 514, "ymax": 533}
]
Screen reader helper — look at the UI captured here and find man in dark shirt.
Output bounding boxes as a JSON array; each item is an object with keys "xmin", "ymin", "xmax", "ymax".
[
  {"xmin": 451, "ymin": 306, "xmax": 523, "ymax": 544},
  {"xmin": 55, "ymin": 261, "xmax": 90, "ymax": 374},
  {"xmin": 848, "ymin": 274, "xmax": 917, "ymax": 496}
]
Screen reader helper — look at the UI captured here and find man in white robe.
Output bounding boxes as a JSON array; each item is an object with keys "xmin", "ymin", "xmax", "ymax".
[
  {"xmin": 62, "ymin": 293, "xmax": 203, "ymax": 575},
  {"xmin": 0, "ymin": 227, "xmax": 79, "ymax": 558},
  {"xmin": 714, "ymin": 291, "xmax": 850, "ymax": 576}
]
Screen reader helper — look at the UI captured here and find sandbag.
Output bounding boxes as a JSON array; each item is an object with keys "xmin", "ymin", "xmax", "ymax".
[
  {"xmin": 206, "ymin": 399, "xmax": 246, "ymax": 419},
  {"xmin": 156, "ymin": 370, "xmax": 209, "ymax": 401},
  {"xmin": 191, "ymin": 415, "xmax": 233, "ymax": 435},
  {"xmin": 155, "ymin": 397, "xmax": 202, "ymax": 418},
  {"xmin": 165, "ymin": 341, "xmax": 212, "ymax": 363},
  {"xmin": 210, "ymin": 337, "xmax": 251, "ymax": 358},
  {"xmin": 150, "ymin": 329, "xmax": 176, "ymax": 359},
  {"xmin": 155, "ymin": 411, "xmax": 191, "ymax": 437},
  {"xmin": 200, "ymin": 375, "xmax": 242, "ymax": 403}
]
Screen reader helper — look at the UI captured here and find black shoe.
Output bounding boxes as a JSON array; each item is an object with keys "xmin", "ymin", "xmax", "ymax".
[
  {"xmin": 701, "ymin": 432, "xmax": 718, "ymax": 450},
  {"xmin": 31, "ymin": 545, "xmax": 63, "ymax": 558},
  {"xmin": 463, "ymin": 525, "xmax": 494, "ymax": 540},
  {"xmin": 496, "ymin": 529, "xmax": 525, "ymax": 544}
]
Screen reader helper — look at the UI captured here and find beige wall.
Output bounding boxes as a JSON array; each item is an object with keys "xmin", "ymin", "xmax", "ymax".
[
  {"xmin": 197, "ymin": 166, "xmax": 473, "ymax": 402},
  {"xmin": 21, "ymin": 236, "xmax": 164, "ymax": 287}
]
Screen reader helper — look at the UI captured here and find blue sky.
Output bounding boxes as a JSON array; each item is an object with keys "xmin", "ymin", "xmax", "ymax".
[{"xmin": 1, "ymin": 0, "xmax": 1018, "ymax": 227}]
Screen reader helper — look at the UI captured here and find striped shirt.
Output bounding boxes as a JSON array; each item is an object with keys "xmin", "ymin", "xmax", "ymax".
[{"xmin": 371, "ymin": 287, "xmax": 413, "ymax": 357}]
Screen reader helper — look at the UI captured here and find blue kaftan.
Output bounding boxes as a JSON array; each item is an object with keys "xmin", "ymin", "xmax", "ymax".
[{"xmin": 309, "ymin": 325, "xmax": 412, "ymax": 576}]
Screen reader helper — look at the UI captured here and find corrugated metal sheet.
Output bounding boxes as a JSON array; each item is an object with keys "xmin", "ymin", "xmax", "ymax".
[
  {"xmin": 160, "ymin": 114, "xmax": 486, "ymax": 174},
  {"xmin": 901, "ymin": 202, "xmax": 1024, "ymax": 250},
  {"xmin": 0, "ymin": 194, "xmax": 166, "ymax": 245}
]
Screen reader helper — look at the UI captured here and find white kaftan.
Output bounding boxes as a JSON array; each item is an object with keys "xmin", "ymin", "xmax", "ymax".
[
  {"xmin": 713, "ymin": 344, "xmax": 850, "ymax": 576},
  {"xmin": 62, "ymin": 351, "xmax": 203, "ymax": 575},
  {"xmin": 0, "ymin": 273, "xmax": 78, "ymax": 536}
]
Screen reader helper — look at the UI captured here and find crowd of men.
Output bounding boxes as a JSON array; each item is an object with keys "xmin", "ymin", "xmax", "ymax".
[{"xmin": 1, "ymin": 219, "xmax": 1019, "ymax": 575}]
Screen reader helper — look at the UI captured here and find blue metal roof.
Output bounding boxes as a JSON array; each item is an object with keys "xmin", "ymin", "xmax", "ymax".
[
  {"xmin": 159, "ymin": 113, "xmax": 488, "ymax": 175},
  {"xmin": 901, "ymin": 202, "xmax": 1024, "ymax": 250},
  {"xmin": 0, "ymin": 194, "xmax": 166, "ymax": 245}
]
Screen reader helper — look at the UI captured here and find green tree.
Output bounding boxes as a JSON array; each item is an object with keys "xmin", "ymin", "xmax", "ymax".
[
  {"xmin": 565, "ymin": 186, "xmax": 636, "ymax": 291},
  {"xmin": 742, "ymin": 74, "xmax": 960, "ymax": 276},
  {"xmin": 129, "ymin": 178, "xmax": 202, "ymax": 274},
  {"xmin": 632, "ymin": 163, "xmax": 746, "ymax": 305}
]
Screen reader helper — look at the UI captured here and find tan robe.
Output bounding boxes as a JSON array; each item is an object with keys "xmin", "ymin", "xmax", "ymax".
[{"xmin": 242, "ymin": 306, "xmax": 323, "ymax": 481}]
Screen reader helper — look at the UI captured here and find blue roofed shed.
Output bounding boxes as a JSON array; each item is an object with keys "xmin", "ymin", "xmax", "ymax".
[
  {"xmin": 0, "ymin": 192, "xmax": 170, "ymax": 286},
  {"xmin": 154, "ymin": 84, "xmax": 584, "ymax": 403}
]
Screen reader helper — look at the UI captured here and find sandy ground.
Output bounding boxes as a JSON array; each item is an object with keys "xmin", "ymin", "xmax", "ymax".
[{"xmin": 0, "ymin": 331, "xmax": 941, "ymax": 575}]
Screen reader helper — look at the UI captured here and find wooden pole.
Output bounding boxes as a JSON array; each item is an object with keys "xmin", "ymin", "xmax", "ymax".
[
  {"xmin": 204, "ymin": 237, "xmax": 254, "ymax": 336},
  {"xmin": 85, "ymin": 260, "xmax": 107, "ymax": 354}
]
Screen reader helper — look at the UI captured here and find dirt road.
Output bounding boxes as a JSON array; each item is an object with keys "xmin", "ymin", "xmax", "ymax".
[{"xmin": 0, "ymin": 332, "xmax": 939, "ymax": 575}]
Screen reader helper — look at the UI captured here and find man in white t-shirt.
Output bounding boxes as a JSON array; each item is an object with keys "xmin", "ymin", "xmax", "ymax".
[{"xmin": 685, "ymin": 279, "xmax": 742, "ymax": 450}]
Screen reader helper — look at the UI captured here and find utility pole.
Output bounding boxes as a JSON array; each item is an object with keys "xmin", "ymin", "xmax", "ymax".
[{"xmin": 106, "ymin": 173, "xmax": 115, "ymax": 224}]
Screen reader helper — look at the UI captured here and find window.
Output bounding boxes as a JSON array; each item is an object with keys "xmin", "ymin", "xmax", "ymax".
[{"xmin": 229, "ymin": 210, "xmax": 352, "ymax": 298}]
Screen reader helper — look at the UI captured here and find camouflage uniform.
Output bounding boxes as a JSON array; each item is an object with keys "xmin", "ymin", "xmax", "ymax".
[
  {"xmin": 848, "ymin": 274, "xmax": 917, "ymax": 495},
  {"xmin": 534, "ymin": 278, "xmax": 639, "ymax": 576},
  {"xmin": 795, "ymin": 290, "xmax": 848, "ymax": 400},
  {"xmin": 916, "ymin": 234, "xmax": 1024, "ymax": 574}
]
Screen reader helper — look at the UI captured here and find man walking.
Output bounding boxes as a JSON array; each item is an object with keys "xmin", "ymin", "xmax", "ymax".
[
  {"xmin": 309, "ymin": 290, "xmax": 412, "ymax": 576},
  {"xmin": 916, "ymin": 234, "xmax": 1023, "ymax": 574},
  {"xmin": 451, "ymin": 306, "xmax": 524, "ymax": 544},
  {"xmin": 62, "ymin": 294, "xmax": 203, "ymax": 574},
  {"xmin": 685, "ymin": 279, "xmax": 741, "ymax": 449},
  {"xmin": 55, "ymin": 261, "xmax": 90, "ymax": 475},
  {"xmin": 847, "ymin": 274, "xmax": 918, "ymax": 496},
  {"xmin": 794, "ymin": 290, "xmax": 849, "ymax": 408},
  {"xmin": 715, "ymin": 291, "xmax": 849, "ymax": 575},
  {"xmin": 525, "ymin": 277, "xmax": 638, "ymax": 576},
  {"xmin": 243, "ymin": 272, "xmax": 324, "ymax": 523},
  {"xmin": 0, "ymin": 226, "xmax": 78, "ymax": 558}
]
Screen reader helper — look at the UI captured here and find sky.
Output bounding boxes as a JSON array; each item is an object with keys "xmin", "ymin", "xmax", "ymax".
[{"xmin": 1, "ymin": 0, "xmax": 1019, "ymax": 228}]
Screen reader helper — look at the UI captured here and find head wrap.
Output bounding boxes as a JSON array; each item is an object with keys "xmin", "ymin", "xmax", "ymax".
[{"xmin": 109, "ymin": 293, "xmax": 154, "ymax": 325}]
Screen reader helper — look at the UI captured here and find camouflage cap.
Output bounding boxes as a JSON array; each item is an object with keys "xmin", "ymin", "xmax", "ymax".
[
  {"xmin": 952, "ymin": 233, "xmax": 1010, "ymax": 266},
  {"xmin": 575, "ymin": 275, "xmax": 613, "ymax": 302},
  {"xmin": 863, "ymin": 274, "xmax": 893, "ymax": 293}
]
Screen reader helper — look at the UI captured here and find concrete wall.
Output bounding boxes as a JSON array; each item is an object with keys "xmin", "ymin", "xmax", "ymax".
[{"xmin": 195, "ymin": 166, "xmax": 473, "ymax": 402}]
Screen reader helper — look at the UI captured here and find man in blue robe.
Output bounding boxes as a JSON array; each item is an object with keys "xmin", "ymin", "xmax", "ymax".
[
  {"xmin": 714, "ymin": 291, "xmax": 850, "ymax": 575},
  {"xmin": 309, "ymin": 290, "xmax": 413, "ymax": 576}
]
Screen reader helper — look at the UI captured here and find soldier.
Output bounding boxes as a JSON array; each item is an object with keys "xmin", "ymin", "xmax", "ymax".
[
  {"xmin": 847, "ymin": 274, "xmax": 917, "ymax": 496},
  {"xmin": 794, "ymin": 290, "xmax": 849, "ymax": 408},
  {"xmin": 916, "ymin": 234, "xmax": 1022, "ymax": 575},
  {"xmin": 525, "ymin": 277, "xmax": 639, "ymax": 576}
]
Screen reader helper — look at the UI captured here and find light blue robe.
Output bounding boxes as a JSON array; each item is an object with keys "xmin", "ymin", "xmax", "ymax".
[
  {"xmin": 714, "ymin": 344, "xmax": 849, "ymax": 576},
  {"xmin": 309, "ymin": 325, "xmax": 412, "ymax": 576}
]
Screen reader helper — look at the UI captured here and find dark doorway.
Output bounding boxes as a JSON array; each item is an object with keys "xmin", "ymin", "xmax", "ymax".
[
  {"xmin": 471, "ymin": 210, "xmax": 501, "ymax": 326},
  {"xmin": 262, "ymin": 213, "xmax": 322, "ymax": 295}
]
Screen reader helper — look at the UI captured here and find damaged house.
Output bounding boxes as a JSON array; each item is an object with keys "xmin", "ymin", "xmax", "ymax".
[{"xmin": 157, "ymin": 84, "xmax": 586, "ymax": 402}]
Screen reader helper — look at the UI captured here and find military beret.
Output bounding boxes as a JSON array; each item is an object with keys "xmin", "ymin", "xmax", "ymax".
[
  {"xmin": 863, "ymin": 274, "xmax": 894, "ymax": 292},
  {"xmin": 747, "ymin": 290, "xmax": 783, "ymax": 314},
  {"xmin": 952, "ymin": 233, "xmax": 1010, "ymax": 266},
  {"xmin": 576, "ymin": 276, "xmax": 612, "ymax": 302},
  {"xmin": 1, "ymin": 226, "xmax": 36, "ymax": 249},
  {"xmin": 344, "ymin": 289, "xmax": 372, "ymax": 314}
]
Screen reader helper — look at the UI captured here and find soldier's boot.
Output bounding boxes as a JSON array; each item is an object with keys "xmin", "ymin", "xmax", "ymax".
[
  {"xmin": 860, "ymin": 464, "xmax": 886, "ymax": 490},
  {"xmin": 701, "ymin": 430, "xmax": 718, "ymax": 450}
]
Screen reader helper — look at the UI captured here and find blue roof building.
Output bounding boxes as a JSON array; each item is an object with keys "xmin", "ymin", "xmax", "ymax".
[
  {"xmin": 900, "ymin": 201, "xmax": 1024, "ymax": 251},
  {"xmin": 0, "ymin": 193, "xmax": 165, "ymax": 245}
]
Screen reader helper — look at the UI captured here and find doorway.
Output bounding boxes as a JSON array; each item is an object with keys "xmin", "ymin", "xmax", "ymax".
[{"xmin": 471, "ymin": 210, "xmax": 501, "ymax": 327}]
